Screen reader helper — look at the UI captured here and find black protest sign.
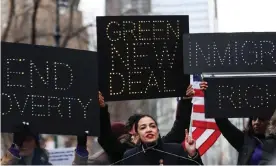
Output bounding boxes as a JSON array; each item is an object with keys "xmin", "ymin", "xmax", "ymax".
[
  {"xmin": 1, "ymin": 42, "xmax": 99, "ymax": 136},
  {"xmin": 204, "ymin": 77, "xmax": 276, "ymax": 118},
  {"xmin": 183, "ymin": 32, "xmax": 276, "ymax": 74},
  {"xmin": 97, "ymin": 15, "xmax": 190, "ymax": 101}
]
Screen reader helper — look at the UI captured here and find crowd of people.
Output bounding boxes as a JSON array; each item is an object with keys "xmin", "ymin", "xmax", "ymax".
[{"xmin": 1, "ymin": 82, "xmax": 276, "ymax": 165}]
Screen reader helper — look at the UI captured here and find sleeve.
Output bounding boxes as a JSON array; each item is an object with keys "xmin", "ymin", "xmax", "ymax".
[
  {"xmin": 188, "ymin": 150, "xmax": 203, "ymax": 165},
  {"xmin": 1, "ymin": 145, "xmax": 21, "ymax": 165},
  {"xmin": 259, "ymin": 150, "xmax": 273, "ymax": 165},
  {"xmin": 120, "ymin": 152, "xmax": 129, "ymax": 165},
  {"xmin": 259, "ymin": 140, "xmax": 276, "ymax": 165},
  {"xmin": 178, "ymin": 148, "xmax": 203, "ymax": 165},
  {"xmin": 162, "ymin": 99, "xmax": 192, "ymax": 143},
  {"xmin": 72, "ymin": 146, "xmax": 89, "ymax": 165},
  {"xmin": 120, "ymin": 150, "xmax": 135, "ymax": 165},
  {"xmin": 97, "ymin": 104, "xmax": 126, "ymax": 162},
  {"xmin": 215, "ymin": 118, "xmax": 244, "ymax": 151}
]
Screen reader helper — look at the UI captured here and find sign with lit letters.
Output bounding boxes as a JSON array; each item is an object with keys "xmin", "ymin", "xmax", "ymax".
[
  {"xmin": 97, "ymin": 16, "xmax": 189, "ymax": 101},
  {"xmin": 1, "ymin": 42, "xmax": 99, "ymax": 135},
  {"xmin": 204, "ymin": 77, "xmax": 276, "ymax": 118},
  {"xmin": 183, "ymin": 32, "xmax": 276, "ymax": 74}
]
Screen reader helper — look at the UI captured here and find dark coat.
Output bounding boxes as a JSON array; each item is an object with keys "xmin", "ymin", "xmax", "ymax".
[
  {"xmin": 121, "ymin": 139, "xmax": 203, "ymax": 165},
  {"xmin": 98, "ymin": 99, "xmax": 193, "ymax": 164},
  {"xmin": 259, "ymin": 112, "xmax": 276, "ymax": 165},
  {"xmin": 259, "ymin": 135, "xmax": 276, "ymax": 165},
  {"xmin": 215, "ymin": 118, "xmax": 265, "ymax": 165},
  {"xmin": 1, "ymin": 148, "xmax": 51, "ymax": 165}
]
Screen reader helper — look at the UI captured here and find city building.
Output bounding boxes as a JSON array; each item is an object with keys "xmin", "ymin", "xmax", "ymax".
[{"xmin": 105, "ymin": 0, "xmax": 151, "ymax": 15}]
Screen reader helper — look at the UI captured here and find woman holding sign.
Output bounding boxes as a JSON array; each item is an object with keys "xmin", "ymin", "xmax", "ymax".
[
  {"xmin": 73, "ymin": 83, "xmax": 207, "ymax": 164},
  {"xmin": 210, "ymin": 78, "xmax": 271, "ymax": 166},
  {"xmin": 120, "ymin": 114, "xmax": 203, "ymax": 165},
  {"xmin": 97, "ymin": 84, "xmax": 205, "ymax": 164},
  {"xmin": 1, "ymin": 124, "xmax": 51, "ymax": 165}
]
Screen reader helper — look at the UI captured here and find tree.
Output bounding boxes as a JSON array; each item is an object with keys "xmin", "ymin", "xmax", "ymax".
[
  {"xmin": 1, "ymin": 0, "xmax": 15, "ymax": 41},
  {"xmin": 1, "ymin": 0, "xmax": 93, "ymax": 154},
  {"xmin": 1, "ymin": 0, "xmax": 93, "ymax": 48}
]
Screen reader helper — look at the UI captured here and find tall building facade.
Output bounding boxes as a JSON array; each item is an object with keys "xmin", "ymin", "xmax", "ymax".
[
  {"xmin": 149, "ymin": 0, "xmax": 216, "ymax": 139},
  {"xmin": 105, "ymin": 0, "xmax": 151, "ymax": 15},
  {"xmin": 151, "ymin": 0, "xmax": 216, "ymax": 33},
  {"xmin": 151, "ymin": 0, "xmax": 242, "ymax": 164}
]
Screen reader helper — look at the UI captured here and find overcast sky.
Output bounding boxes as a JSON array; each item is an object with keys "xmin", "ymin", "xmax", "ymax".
[
  {"xmin": 79, "ymin": 0, "xmax": 276, "ymax": 32},
  {"xmin": 78, "ymin": 0, "xmax": 276, "ymax": 50},
  {"xmin": 217, "ymin": 0, "xmax": 276, "ymax": 32}
]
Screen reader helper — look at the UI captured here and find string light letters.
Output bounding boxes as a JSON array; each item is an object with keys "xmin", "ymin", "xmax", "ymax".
[
  {"xmin": 53, "ymin": 62, "xmax": 74, "ymax": 91},
  {"xmin": 217, "ymin": 84, "xmax": 276, "ymax": 109},
  {"xmin": 186, "ymin": 34, "xmax": 276, "ymax": 71},
  {"xmin": 1, "ymin": 93, "xmax": 93, "ymax": 119},
  {"xmin": 106, "ymin": 19, "xmax": 181, "ymax": 96},
  {"xmin": 6, "ymin": 59, "xmax": 26, "ymax": 88}
]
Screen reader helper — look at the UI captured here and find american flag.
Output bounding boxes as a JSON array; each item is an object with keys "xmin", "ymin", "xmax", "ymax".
[{"xmin": 190, "ymin": 74, "xmax": 221, "ymax": 156}]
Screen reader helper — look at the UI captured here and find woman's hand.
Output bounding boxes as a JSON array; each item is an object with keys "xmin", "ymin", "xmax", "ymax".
[
  {"xmin": 99, "ymin": 91, "xmax": 105, "ymax": 108},
  {"xmin": 199, "ymin": 81, "xmax": 208, "ymax": 90},
  {"xmin": 186, "ymin": 85, "xmax": 195, "ymax": 97},
  {"xmin": 184, "ymin": 129, "xmax": 197, "ymax": 157}
]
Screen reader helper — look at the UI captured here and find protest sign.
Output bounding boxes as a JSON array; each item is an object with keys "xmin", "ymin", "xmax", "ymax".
[
  {"xmin": 183, "ymin": 32, "xmax": 276, "ymax": 74},
  {"xmin": 48, "ymin": 147, "xmax": 75, "ymax": 165},
  {"xmin": 1, "ymin": 42, "xmax": 99, "ymax": 136},
  {"xmin": 204, "ymin": 76, "xmax": 276, "ymax": 118},
  {"xmin": 97, "ymin": 15, "xmax": 190, "ymax": 101}
]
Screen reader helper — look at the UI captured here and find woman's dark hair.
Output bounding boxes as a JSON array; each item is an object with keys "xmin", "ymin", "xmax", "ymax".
[
  {"xmin": 134, "ymin": 114, "xmax": 158, "ymax": 133},
  {"xmin": 244, "ymin": 117, "xmax": 269, "ymax": 135},
  {"xmin": 13, "ymin": 124, "xmax": 40, "ymax": 147},
  {"xmin": 125, "ymin": 114, "xmax": 143, "ymax": 132},
  {"xmin": 243, "ymin": 118, "xmax": 254, "ymax": 135}
]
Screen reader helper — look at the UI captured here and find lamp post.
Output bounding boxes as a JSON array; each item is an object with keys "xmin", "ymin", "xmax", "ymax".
[
  {"xmin": 55, "ymin": 0, "xmax": 61, "ymax": 47},
  {"xmin": 53, "ymin": 0, "xmax": 61, "ymax": 148}
]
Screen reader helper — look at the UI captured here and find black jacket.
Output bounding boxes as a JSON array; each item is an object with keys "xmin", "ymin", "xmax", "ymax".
[
  {"xmin": 259, "ymin": 111, "xmax": 276, "ymax": 165},
  {"xmin": 215, "ymin": 118, "xmax": 265, "ymax": 165},
  {"xmin": 259, "ymin": 135, "xmax": 276, "ymax": 165},
  {"xmin": 121, "ymin": 138, "xmax": 203, "ymax": 165},
  {"xmin": 98, "ymin": 99, "xmax": 192, "ymax": 164}
]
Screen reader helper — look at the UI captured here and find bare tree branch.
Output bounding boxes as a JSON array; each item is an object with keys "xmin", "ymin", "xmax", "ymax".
[
  {"xmin": 78, "ymin": 34, "xmax": 89, "ymax": 44},
  {"xmin": 13, "ymin": 22, "xmax": 80, "ymax": 43},
  {"xmin": 12, "ymin": 4, "xmax": 31, "ymax": 42},
  {"xmin": 13, "ymin": 22, "xmax": 78, "ymax": 43},
  {"xmin": 15, "ymin": 5, "xmax": 33, "ymax": 16},
  {"xmin": 61, "ymin": 23, "xmax": 93, "ymax": 47},
  {"xmin": 2, "ymin": 0, "xmax": 15, "ymax": 41},
  {"xmin": 14, "ymin": 32, "xmax": 54, "ymax": 43},
  {"xmin": 31, "ymin": 0, "xmax": 41, "ymax": 44},
  {"xmin": 60, "ymin": 0, "xmax": 77, "ymax": 47}
]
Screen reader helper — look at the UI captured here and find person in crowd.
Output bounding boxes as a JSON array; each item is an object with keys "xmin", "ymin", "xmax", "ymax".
[
  {"xmin": 73, "ymin": 83, "xmax": 207, "ymax": 164},
  {"xmin": 199, "ymin": 80, "xmax": 272, "ymax": 165},
  {"xmin": 216, "ymin": 117, "xmax": 270, "ymax": 165},
  {"xmin": 259, "ymin": 109, "xmax": 276, "ymax": 165},
  {"xmin": 1, "ymin": 124, "xmax": 51, "ymax": 165},
  {"xmin": 214, "ymin": 89, "xmax": 271, "ymax": 166},
  {"xmin": 120, "ymin": 115, "xmax": 203, "ymax": 165},
  {"xmin": 215, "ymin": 117, "xmax": 271, "ymax": 165}
]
